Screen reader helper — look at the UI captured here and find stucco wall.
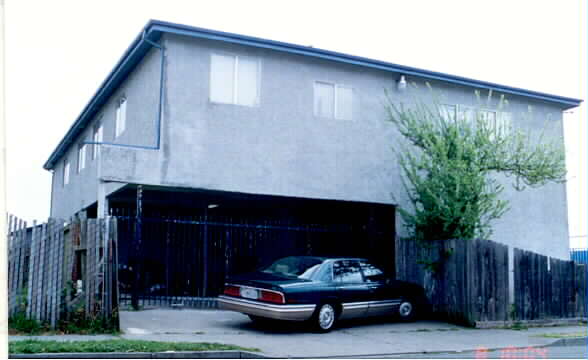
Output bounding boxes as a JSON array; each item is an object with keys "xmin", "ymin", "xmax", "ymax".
[
  {"xmin": 52, "ymin": 33, "xmax": 570, "ymax": 259},
  {"xmin": 50, "ymin": 46, "xmax": 162, "ymax": 218}
]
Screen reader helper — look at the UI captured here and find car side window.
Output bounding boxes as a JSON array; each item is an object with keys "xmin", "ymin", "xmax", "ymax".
[
  {"xmin": 314, "ymin": 262, "xmax": 333, "ymax": 282},
  {"xmin": 359, "ymin": 260, "xmax": 385, "ymax": 283},
  {"xmin": 333, "ymin": 260, "xmax": 363, "ymax": 283}
]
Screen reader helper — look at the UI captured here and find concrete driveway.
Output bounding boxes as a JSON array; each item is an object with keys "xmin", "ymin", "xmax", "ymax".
[{"xmin": 119, "ymin": 309, "xmax": 586, "ymax": 358}]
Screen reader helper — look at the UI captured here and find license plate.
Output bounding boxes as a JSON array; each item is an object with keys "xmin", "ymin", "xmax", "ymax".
[{"xmin": 240, "ymin": 287, "xmax": 258, "ymax": 300}]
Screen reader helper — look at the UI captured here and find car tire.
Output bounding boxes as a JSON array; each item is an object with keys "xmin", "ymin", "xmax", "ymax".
[
  {"xmin": 398, "ymin": 298, "xmax": 417, "ymax": 322},
  {"xmin": 313, "ymin": 303, "xmax": 338, "ymax": 333}
]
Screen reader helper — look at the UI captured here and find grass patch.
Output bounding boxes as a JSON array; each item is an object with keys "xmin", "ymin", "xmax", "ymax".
[
  {"xmin": 9, "ymin": 339, "xmax": 260, "ymax": 354},
  {"xmin": 534, "ymin": 331, "xmax": 588, "ymax": 339}
]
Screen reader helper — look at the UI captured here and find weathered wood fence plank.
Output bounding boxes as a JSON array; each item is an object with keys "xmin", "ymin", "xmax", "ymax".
[{"xmin": 8, "ymin": 215, "xmax": 119, "ymax": 329}]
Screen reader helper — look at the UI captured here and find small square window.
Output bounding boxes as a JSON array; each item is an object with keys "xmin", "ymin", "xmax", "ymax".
[
  {"xmin": 440, "ymin": 104, "xmax": 457, "ymax": 122},
  {"xmin": 210, "ymin": 54, "xmax": 260, "ymax": 106},
  {"xmin": 314, "ymin": 81, "xmax": 353, "ymax": 120},
  {"xmin": 314, "ymin": 82, "xmax": 335, "ymax": 118}
]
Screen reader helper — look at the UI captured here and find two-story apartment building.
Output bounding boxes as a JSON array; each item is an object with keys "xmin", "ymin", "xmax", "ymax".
[{"xmin": 45, "ymin": 20, "xmax": 580, "ymax": 269}]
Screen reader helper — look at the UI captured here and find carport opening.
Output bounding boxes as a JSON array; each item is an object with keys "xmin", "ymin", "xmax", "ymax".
[{"xmin": 104, "ymin": 185, "xmax": 396, "ymax": 305}]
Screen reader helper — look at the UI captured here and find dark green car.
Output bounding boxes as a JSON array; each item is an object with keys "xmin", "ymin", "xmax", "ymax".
[{"xmin": 218, "ymin": 256, "xmax": 427, "ymax": 332}]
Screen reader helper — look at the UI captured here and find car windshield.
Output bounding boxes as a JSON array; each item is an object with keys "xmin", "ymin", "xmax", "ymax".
[{"xmin": 261, "ymin": 256, "xmax": 324, "ymax": 279}]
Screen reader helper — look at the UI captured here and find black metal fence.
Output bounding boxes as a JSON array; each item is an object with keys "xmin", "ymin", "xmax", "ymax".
[
  {"xmin": 571, "ymin": 248, "xmax": 588, "ymax": 264},
  {"xmin": 115, "ymin": 214, "xmax": 393, "ymax": 307}
]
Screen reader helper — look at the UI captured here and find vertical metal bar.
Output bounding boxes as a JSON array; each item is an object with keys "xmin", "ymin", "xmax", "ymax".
[
  {"xmin": 203, "ymin": 208, "xmax": 208, "ymax": 297},
  {"xmin": 132, "ymin": 185, "xmax": 143, "ymax": 310}
]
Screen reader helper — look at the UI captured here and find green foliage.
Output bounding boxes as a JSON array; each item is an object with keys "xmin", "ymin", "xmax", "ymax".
[
  {"xmin": 57, "ymin": 311, "xmax": 119, "ymax": 335},
  {"xmin": 385, "ymin": 88, "xmax": 566, "ymax": 242},
  {"xmin": 9, "ymin": 339, "xmax": 260, "ymax": 354},
  {"xmin": 8, "ymin": 312, "xmax": 49, "ymax": 335}
]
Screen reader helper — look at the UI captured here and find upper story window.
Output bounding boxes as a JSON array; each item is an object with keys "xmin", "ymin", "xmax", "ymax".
[
  {"xmin": 77, "ymin": 144, "xmax": 87, "ymax": 173},
  {"xmin": 63, "ymin": 160, "xmax": 70, "ymax": 186},
  {"xmin": 92, "ymin": 122, "xmax": 103, "ymax": 160},
  {"xmin": 115, "ymin": 97, "xmax": 127, "ymax": 137},
  {"xmin": 314, "ymin": 81, "xmax": 353, "ymax": 120},
  {"xmin": 210, "ymin": 53, "xmax": 260, "ymax": 106},
  {"xmin": 440, "ymin": 104, "xmax": 511, "ymax": 137}
]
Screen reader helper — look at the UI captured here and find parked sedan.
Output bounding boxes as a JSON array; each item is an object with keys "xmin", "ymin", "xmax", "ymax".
[{"xmin": 218, "ymin": 256, "xmax": 427, "ymax": 332}]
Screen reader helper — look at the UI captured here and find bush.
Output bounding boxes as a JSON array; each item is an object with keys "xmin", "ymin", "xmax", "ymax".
[{"xmin": 8, "ymin": 312, "xmax": 49, "ymax": 335}]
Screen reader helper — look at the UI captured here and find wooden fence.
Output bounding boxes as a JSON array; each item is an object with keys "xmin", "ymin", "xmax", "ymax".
[
  {"xmin": 514, "ymin": 249, "xmax": 587, "ymax": 320},
  {"xmin": 396, "ymin": 238, "xmax": 509, "ymax": 325},
  {"xmin": 397, "ymin": 237, "xmax": 587, "ymax": 325},
  {"xmin": 7, "ymin": 215, "xmax": 119, "ymax": 328}
]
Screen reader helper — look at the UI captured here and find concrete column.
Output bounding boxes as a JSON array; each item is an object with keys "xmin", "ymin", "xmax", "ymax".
[
  {"xmin": 508, "ymin": 246, "xmax": 514, "ymax": 314},
  {"xmin": 96, "ymin": 144, "xmax": 108, "ymax": 218}
]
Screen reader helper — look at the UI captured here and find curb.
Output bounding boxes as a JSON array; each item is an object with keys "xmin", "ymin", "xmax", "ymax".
[
  {"xmin": 10, "ymin": 351, "xmax": 268, "ymax": 359},
  {"xmin": 546, "ymin": 337, "xmax": 587, "ymax": 347},
  {"xmin": 284, "ymin": 337, "xmax": 588, "ymax": 359}
]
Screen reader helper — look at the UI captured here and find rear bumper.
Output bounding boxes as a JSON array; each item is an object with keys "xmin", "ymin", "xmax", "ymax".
[{"xmin": 218, "ymin": 295, "xmax": 316, "ymax": 321}]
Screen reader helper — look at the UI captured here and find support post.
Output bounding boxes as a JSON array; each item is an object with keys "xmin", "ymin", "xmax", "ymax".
[{"xmin": 132, "ymin": 185, "xmax": 143, "ymax": 310}]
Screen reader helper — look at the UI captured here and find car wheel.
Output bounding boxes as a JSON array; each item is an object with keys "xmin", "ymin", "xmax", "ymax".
[
  {"xmin": 398, "ymin": 298, "xmax": 416, "ymax": 322},
  {"xmin": 313, "ymin": 303, "xmax": 337, "ymax": 332}
]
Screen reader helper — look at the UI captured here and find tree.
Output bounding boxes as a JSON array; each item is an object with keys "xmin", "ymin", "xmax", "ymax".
[{"xmin": 385, "ymin": 89, "xmax": 567, "ymax": 242}]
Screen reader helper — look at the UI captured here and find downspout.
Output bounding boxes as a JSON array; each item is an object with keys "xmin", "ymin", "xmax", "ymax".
[{"xmin": 84, "ymin": 30, "xmax": 164, "ymax": 150}]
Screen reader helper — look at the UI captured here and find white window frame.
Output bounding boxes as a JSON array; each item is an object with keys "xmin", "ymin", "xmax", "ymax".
[
  {"xmin": 209, "ymin": 53, "xmax": 261, "ymax": 107},
  {"xmin": 63, "ymin": 160, "xmax": 70, "ymax": 186},
  {"xmin": 115, "ymin": 97, "xmax": 127, "ymax": 137},
  {"xmin": 92, "ymin": 122, "xmax": 103, "ymax": 160},
  {"xmin": 442, "ymin": 103, "xmax": 511, "ymax": 137},
  {"xmin": 313, "ymin": 81, "xmax": 354, "ymax": 120},
  {"xmin": 77, "ymin": 144, "xmax": 87, "ymax": 173}
]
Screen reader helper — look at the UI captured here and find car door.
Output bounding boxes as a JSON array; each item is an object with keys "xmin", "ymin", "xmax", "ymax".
[
  {"xmin": 359, "ymin": 260, "xmax": 401, "ymax": 317},
  {"xmin": 333, "ymin": 260, "xmax": 371, "ymax": 319}
]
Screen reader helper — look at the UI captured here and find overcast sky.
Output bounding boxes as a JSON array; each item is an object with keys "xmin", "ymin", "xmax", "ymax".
[{"xmin": 4, "ymin": 0, "xmax": 587, "ymax": 248}]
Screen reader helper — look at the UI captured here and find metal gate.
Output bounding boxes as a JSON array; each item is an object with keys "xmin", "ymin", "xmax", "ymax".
[{"xmin": 115, "ymin": 213, "xmax": 393, "ymax": 308}]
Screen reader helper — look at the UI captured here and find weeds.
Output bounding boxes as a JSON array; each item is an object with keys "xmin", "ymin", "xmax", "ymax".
[{"xmin": 8, "ymin": 312, "xmax": 49, "ymax": 335}]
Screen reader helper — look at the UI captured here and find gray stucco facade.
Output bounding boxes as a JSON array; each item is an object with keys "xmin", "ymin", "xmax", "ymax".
[{"xmin": 47, "ymin": 21, "xmax": 578, "ymax": 260}]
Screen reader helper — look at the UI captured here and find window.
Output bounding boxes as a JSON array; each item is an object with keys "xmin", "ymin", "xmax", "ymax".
[
  {"xmin": 314, "ymin": 81, "xmax": 353, "ymax": 120},
  {"xmin": 63, "ymin": 160, "xmax": 70, "ymax": 186},
  {"xmin": 115, "ymin": 97, "xmax": 127, "ymax": 137},
  {"xmin": 359, "ymin": 260, "xmax": 385, "ymax": 283},
  {"xmin": 333, "ymin": 260, "xmax": 363, "ymax": 283},
  {"xmin": 210, "ymin": 54, "xmax": 260, "ymax": 106},
  {"xmin": 92, "ymin": 123, "xmax": 103, "ymax": 160},
  {"xmin": 441, "ymin": 104, "xmax": 511, "ymax": 137},
  {"xmin": 495, "ymin": 112, "xmax": 512, "ymax": 136},
  {"xmin": 77, "ymin": 144, "xmax": 86, "ymax": 173},
  {"xmin": 440, "ymin": 104, "xmax": 457, "ymax": 122}
]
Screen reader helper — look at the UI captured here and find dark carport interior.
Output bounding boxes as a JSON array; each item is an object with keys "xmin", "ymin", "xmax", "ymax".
[{"xmin": 91, "ymin": 185, "xmax": 396, "ymax": 307}]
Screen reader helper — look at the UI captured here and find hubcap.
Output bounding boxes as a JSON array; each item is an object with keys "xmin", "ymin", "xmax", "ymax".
[
  {"xmin": 318, "ymin": 304, "xmax": 335, "ymax": 329},
  {"xmin": 399, "ymin": 301, "xmax": 413, "ymax": 317}
]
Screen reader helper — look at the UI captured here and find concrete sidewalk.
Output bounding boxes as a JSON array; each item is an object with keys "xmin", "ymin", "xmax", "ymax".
[{"xmin": 9, "ymin": 309, "xmax": 587, "ymax": 358}]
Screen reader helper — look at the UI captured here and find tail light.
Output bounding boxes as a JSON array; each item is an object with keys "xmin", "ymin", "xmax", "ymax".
[
  {"xmin": 223, "ymin": 284, "xmax": 240, "ymax": 297},
  {"xmin": 259, "ymin": 289, "xmax": 285, "ymax": 304}
]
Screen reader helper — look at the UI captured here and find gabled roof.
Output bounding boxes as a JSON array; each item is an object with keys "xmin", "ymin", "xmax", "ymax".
[{"xmin": 43, "ymin": 19, "xmax": 583, "ymax": 170}]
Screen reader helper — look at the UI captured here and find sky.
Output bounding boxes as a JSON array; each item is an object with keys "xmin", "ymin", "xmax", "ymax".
[{"xmin": 3, "ymin": 0, "xmax": 587, "ymax": 248}]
